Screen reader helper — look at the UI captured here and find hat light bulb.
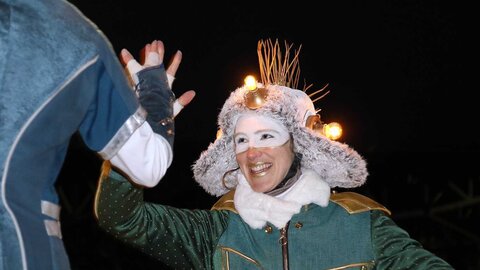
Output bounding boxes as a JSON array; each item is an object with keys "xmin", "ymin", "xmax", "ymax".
[
  {"xmin": 244, "ymin": 75, "xmax": 257, "ymax": 91},
  {"xmin": 243, "ymin": 75, "xmax": 268, "ymax": 109},
  {"xmin": 323, "ymin": 122, "xmax": 342, "ymax": 140}
]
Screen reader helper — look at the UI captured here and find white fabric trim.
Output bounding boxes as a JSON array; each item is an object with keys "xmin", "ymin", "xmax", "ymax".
[
  {"xmin": 110, "ymin": 121, "xmax": 172, "ymax": 187},
  {"xmin": 41, "ymin": 200, "xmax": 60, "ymax": 220},
  {"xmin": 234, "ymin": 169, "xmax": 330, "ymax": 229},
  {"xmin": 41, "ymin": 201, "xmax": 62, "ymax": 239},
  {"xmin": 44, "ymin": 220, "xmax": 62, "ymax": 239}
]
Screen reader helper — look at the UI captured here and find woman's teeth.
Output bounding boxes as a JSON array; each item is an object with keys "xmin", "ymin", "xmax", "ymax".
[{"xmin": 250, "ymin": 163, "xmax": 271, "ymax": 175}]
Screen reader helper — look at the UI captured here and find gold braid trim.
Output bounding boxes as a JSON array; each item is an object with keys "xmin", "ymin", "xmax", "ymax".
[{"xmin": 330, "ymin": 192, "xmax": 391, "ymax": 215}]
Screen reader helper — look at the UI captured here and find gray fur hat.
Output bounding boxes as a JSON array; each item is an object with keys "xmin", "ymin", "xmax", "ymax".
[{"xmin": 192, "ymin": 40, "xmax": 368, "ymax": 197}]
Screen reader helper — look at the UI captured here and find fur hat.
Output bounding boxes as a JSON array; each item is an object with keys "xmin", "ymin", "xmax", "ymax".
[{"xmin": 192, "ymin": 40, "xmax": 368, "ymax": 197}]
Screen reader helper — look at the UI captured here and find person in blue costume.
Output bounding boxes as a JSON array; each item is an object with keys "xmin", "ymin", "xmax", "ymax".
[
  {"xmin": 95, "ymin": 40, "xmax": 453, "ymax": 269},
  {"xmin": 0, "ymin": 0, "xmax": 195, "ymax": 268}
]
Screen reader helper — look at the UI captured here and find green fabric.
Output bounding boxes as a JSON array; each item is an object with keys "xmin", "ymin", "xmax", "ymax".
[
  {"xmin": 96, "ymin": 169, "xmax": 229, "ymax": 269},
  {"xmin": 96, "ymin": 170, "xmax": 454, "ymax": 270},
  {"xmin": 371, "ymin": 211, "xmax": 453, "ymax": 269},
  {"xmin": 214, "ymin": 203, "xmax": 375, "ymax": 269}
]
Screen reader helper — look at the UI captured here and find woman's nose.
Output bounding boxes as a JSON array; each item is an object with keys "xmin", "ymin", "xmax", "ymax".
[{"xmin": 246, "ymin": 147, "xmax": 262, "ymax": 160}]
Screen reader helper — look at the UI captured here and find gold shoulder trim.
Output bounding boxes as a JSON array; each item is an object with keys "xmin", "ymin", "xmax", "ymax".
[
  {"xmin": 211, "ymin": 190, "xmax": 238, "ymax": 214},
  {"xmin": 330, "ymin": 192, "xmax": 391, "ymax": 215},
  {"xmin": 93, "ymin": 160, "xmax": 112, "ymax": 219}
]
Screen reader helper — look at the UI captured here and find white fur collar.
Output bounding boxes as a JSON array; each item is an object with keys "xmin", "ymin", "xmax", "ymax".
[{"xmin": 234, "ymin": 169, "xmax": 331, "ymax": 229}]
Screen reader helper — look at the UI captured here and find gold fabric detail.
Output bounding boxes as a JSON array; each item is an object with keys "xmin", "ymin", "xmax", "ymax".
[
  {"xmin": 327, "ymin": 261, "xmax": 375, "ymax": 270},
  {"xmin": 94, "ymin": 160, "xmax": 112, "ymax": 219},
  {"xmin": 211, "ymin": 190, "xmax": 390, "ymax": 217},
  {"xmin": 219, "ymin": 246, "xmax": 263, "ymax": 269},
  {"xmin": 330, "ymin": 192, "xmax": 391, "ymax": 215},
  {"xmin": 294, "ymin": 222, "xmax": 303, "ymax": 229},
  {"xmin": 211, "ymin": 190, "xmax": 238, "ymax": 214}
]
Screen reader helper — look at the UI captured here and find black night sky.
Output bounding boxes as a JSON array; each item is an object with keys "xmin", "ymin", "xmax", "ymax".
[{"xmin": 57, "ymin": 1, "xmax": 478, "ymax": 269}]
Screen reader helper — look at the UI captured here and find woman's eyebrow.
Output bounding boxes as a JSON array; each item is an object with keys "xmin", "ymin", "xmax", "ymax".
[{"xmin": 254, "ymin": 129, "xmax": 279, "ymax": 135}]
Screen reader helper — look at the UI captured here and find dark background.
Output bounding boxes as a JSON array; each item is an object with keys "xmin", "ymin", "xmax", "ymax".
[{"xmin": 58, "ymin": 0, "xmax": 478, "ymax": 269}]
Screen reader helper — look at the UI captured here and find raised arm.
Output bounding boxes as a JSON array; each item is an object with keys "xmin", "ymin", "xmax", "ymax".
[
  {"xmin": 94, "ymin": 161, "xmax": 229, "ymax": 269},
  {"xmin": 110, "ymin": 40, "xmax": 195, "ymax": 187}
]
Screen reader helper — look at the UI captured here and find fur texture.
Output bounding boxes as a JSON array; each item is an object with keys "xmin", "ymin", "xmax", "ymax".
[
  {"xmin": 192, "ymin": 84, "xmax": 368, "ymax": 196},
  {"xmin": 235, "ymin": 169, "xmax": 331, "ymax": 229}
]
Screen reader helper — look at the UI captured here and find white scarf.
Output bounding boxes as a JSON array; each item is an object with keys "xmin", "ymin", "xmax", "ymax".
[{"xmin": 234, "ymin": 169, "xmax": 331, "ymax": 229}]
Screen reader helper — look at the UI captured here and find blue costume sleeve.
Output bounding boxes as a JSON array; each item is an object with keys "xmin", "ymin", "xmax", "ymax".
[{"xmin": 77, "ymin": 58, "xmax": 143, "ymax": 159}]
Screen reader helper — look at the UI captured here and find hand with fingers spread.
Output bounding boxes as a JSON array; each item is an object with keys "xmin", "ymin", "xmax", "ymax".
[
  {"xmin": 121, "ymin": 40, "xmax": 195, "ymax": 117},
  {"xmin": 108, "ymin": 40, "xmax": 195, "ymax": 188},
  {"xmin": 120, "ymin": 40, "xmax": 170, "ymax": 86}
]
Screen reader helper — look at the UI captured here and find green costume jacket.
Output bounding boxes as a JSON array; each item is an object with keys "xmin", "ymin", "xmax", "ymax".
[{"xmin": 94, "ymin": 162, "xmax": 453, "ymax": 270}]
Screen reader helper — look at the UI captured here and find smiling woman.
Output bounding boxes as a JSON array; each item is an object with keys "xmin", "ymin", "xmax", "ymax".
[
  {"xmin": 94, "ymin": 39, "xmax": 454, "ymax": 269},
  {"xmin": 234, "ymin": 115, "xmax": 295, "ymax": 193}
]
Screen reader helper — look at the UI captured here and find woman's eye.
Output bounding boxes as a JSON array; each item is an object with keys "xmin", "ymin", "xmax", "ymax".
[
  {"xmin": 260, "ymin": 133, "xmax": 274, "ymax": 140},
  {"xmin": 236, "ymin": 137, "xmax": 247, "ymax": 144}
]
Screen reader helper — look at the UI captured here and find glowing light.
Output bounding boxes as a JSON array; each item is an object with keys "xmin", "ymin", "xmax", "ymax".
[
  {"xmin": 244, "ymin": 75, "xmax": 257, "ymax": 91},
  {"xmin": 243, "ymin": 75, "xmax": 268, "ymax": 109},
  {"xmin": 323, "ymin": 122, "xmax": 342, "ymax": 140},
  {"xmin": 216, "ymin": 129, "xmax": 223, "ymax": 140}
]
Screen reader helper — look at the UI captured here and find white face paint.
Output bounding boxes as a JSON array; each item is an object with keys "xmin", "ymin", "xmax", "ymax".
[
  {"xmin": 234, "ymin": 114, "xmax": 294, "ymax": 193},
  {"xmin": 233, "ymin": 114, "xmax": 290, "ymax": 154}
]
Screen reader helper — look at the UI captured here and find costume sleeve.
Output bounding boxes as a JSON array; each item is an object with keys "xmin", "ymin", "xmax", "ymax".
[
  {"xmin": 371, "ymin": 210, "xmax": 453, "ymax": 269},
  {"xmin": 109, "ymin": 64, "xmax": 175, "ymax": 187},
  {"xmin": 82, "ymin": 59, "xmax": 174, "ymax": 187},
  {"xmin": 94, "ymin": 161, "xmax": 229, "ymax": 269}
]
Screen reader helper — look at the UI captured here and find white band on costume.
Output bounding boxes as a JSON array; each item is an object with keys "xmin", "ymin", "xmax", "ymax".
[
  {"xmin": 41, "ymin": 200, "xmax": 62, "ymax": 239},
  {"xmin": 41, "ymin": 200, "xmax": 60, "ymax": 220},
  {"xmin": 234, "ymin": 114, "xmax": 290, "ymax": 154},
  {"xmin": 44, "ymin": 220, "xmax": 62, "ymax": 239},
  {"xmin": 110, "ymin": 121, "xmax": 173, "ymax": 187}
]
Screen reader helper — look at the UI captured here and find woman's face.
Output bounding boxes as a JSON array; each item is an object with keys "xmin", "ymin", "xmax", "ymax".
[{"xmin": 234, "ymin": 115, "xmax": 295, "ymax": 193}]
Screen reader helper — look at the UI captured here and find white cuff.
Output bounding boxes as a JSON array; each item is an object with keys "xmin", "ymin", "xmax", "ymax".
[{"xmin": 110, "ymin": 122, "xmax": 172, "ymax": 187}]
